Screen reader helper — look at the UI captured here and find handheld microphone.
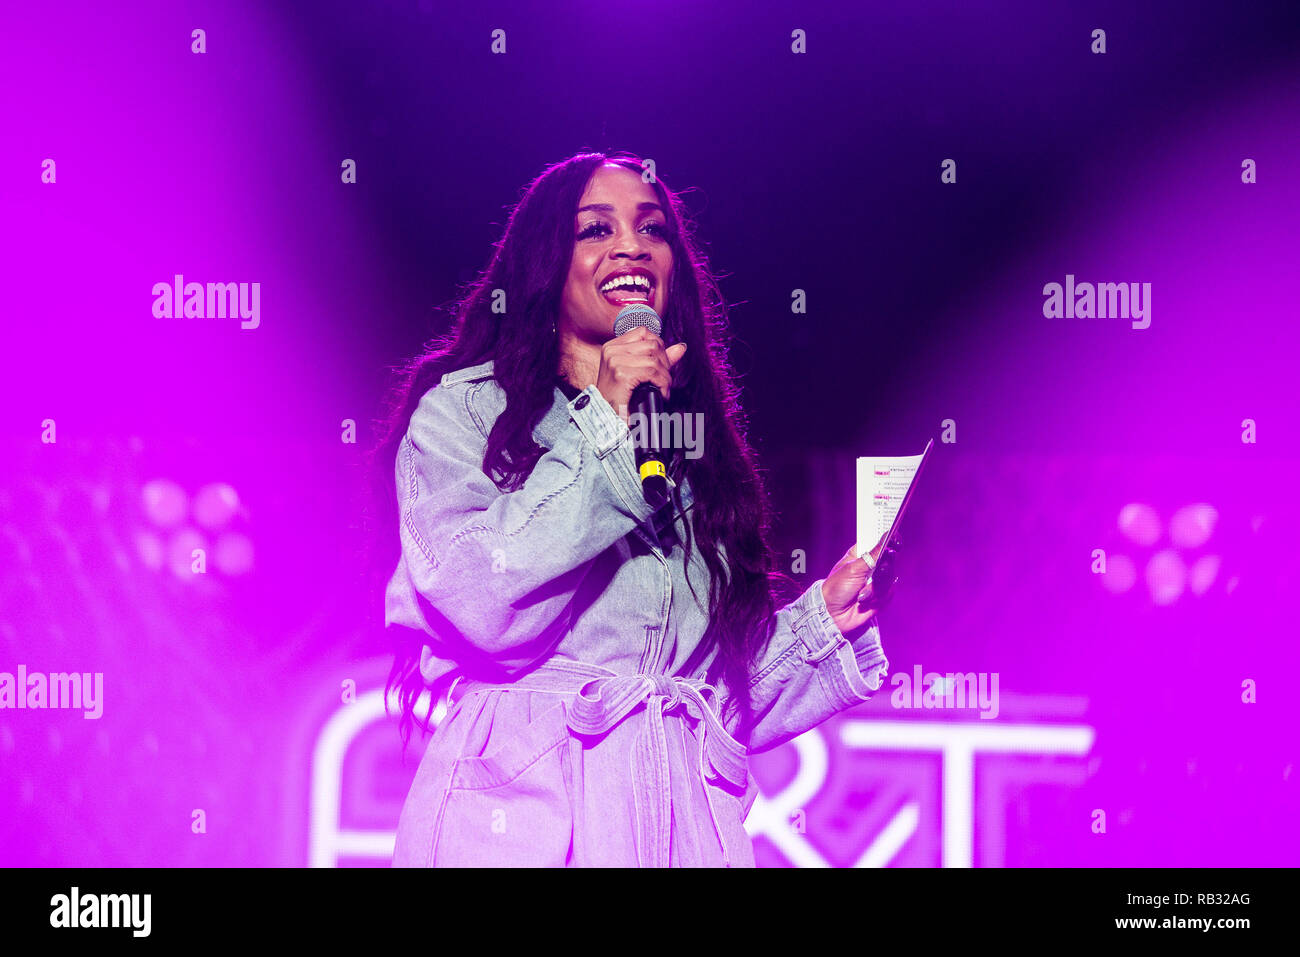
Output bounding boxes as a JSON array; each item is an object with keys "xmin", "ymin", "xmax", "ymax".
[{"xmin": 613, "ymin": 303, "xmax": 670, "ymax": 508}]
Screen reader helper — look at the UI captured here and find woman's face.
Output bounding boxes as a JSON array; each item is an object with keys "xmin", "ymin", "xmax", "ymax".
[{"xmin": 560, "ymin": 163, "xmax": 674, "ymax": 344}]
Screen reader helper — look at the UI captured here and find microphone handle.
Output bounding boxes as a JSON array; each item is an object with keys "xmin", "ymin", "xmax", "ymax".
[{"xmin": 629, "ymin": 380, "xmax": 669, "ymax": 506}]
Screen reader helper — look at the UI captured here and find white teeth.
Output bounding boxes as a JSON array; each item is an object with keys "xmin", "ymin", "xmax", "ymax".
[{"xmin": 600, "ymin": 274, "xmax": 651, "ymax": 294}]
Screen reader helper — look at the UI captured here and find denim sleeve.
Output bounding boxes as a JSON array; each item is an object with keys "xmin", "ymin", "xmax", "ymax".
[
  {"xmin": 739, "ymin": 578, "xmax": 890, "ymax": 755},
  {"xmin": 385, "ymin": 381, "xmax": 659, "ymax": 668}
]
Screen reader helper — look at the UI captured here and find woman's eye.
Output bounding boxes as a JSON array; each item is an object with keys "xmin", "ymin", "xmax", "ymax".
[{"xmin": 577, "ymin": 221, "xmax": 668, "ymax": 241}]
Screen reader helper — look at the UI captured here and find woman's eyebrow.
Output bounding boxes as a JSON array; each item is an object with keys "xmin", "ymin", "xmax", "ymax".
[{"xmin": 577, "ymin": 202, "xmax": 664, "ymax": 214}]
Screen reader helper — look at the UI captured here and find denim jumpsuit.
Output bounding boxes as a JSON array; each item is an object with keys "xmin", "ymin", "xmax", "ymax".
[{"xmin": 385, "ymin": 360, "xmax": 890, "ymax": 867}]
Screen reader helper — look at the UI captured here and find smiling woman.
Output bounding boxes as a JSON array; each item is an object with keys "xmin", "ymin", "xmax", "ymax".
[
  {"xmin": 370, "ymin": 150, "xmax": 894, "ymax": 867},
  {"xmin": 557, "ymin": 164, "xmax": 681, "ymax": 420}
]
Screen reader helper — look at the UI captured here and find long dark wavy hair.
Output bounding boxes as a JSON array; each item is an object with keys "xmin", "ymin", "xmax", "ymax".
[{"xmin": 368, "ymin": 151, "xmax": 791, "ymax": 751}]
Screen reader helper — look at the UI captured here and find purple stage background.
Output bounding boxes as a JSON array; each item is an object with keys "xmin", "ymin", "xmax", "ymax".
[{"xmin": 2, "ymin": 1, "xmax": 1297, "ymax": 867}]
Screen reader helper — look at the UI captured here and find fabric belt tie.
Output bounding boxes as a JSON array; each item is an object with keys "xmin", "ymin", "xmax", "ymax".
[{"xmin": 448, "ymin": 660, "xmax": 749, "ymax": 868}]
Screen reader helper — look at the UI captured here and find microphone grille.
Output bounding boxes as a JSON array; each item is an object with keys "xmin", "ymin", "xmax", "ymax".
[{"xmin": 613, "ymin": 303, "xmax": 662, "ymax": 338}]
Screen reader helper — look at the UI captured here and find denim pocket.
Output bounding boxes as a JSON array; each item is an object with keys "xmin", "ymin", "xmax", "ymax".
[
  {"xmin": 432, "ymin": 698, "xmax": 573, "ymax": 867},
  {"xmin": 449, "ymin": 698, "xmax": 571, "ymax": 790}
]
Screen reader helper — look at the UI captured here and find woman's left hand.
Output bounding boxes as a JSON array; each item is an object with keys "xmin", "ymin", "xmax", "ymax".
[{"xmin": 820, "ymin": 541, "xmax": 899, "ymax": 640}]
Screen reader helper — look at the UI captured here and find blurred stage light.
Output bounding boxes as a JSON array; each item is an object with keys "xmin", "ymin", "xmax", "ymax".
[
  {"xmin": 214, "ymin": 532, "xmax": 255, "ymax": 576},
  {"xmin": 1145, "ymin": 549, "xmax": 1187, "ymax": 606},
  {"xmin": 1169, "ymin": 503, "xmax": 1217, "ymax": 549},
  {"xmin": 1101, "ymin": 553, "xmax": 1136, "ymax": 594},
  {"xmin": 141, "ymin": 478, "xmax": 187, "ymax": 527},
  {"xmin": 131, "ymin": 477, "xmax": 252, "ymax": 582},
  {"xmin": 166, "ymin": 528, "xmax": 210, "ymax": 580},
  {"xmin": 194, "ymin": 482, "xmax": 241, "ymax": 530},
  {"xmin": 1188, "ymin": 554, "xmax": 1221, "ymax": 596},
  {"xmin": 133, "ymin": 529, "xmax": 164, "ymax": 571},
  {"xmin": 1108, "ymin": 502, "xmax": 1225, "ymax": 606},
  {"xmin": 1118, "ymin": 503, "xmax": 1161, "ymax": 546}
]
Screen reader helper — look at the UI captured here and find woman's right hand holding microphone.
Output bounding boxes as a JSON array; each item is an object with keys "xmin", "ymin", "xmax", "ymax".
[{"xmin": 594, "ymin": 326, "xmax": 687, "ymax": 423}]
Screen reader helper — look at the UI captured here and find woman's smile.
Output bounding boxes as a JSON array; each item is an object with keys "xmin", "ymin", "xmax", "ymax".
[{"xmin": 597, "ymin": 266, "xmax": 656, "ymax": 309}]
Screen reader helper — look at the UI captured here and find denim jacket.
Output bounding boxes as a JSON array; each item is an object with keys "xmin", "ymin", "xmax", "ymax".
[{"xmin": 385, "ymin": 360, "xmax": 889, "ymax": 866}]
